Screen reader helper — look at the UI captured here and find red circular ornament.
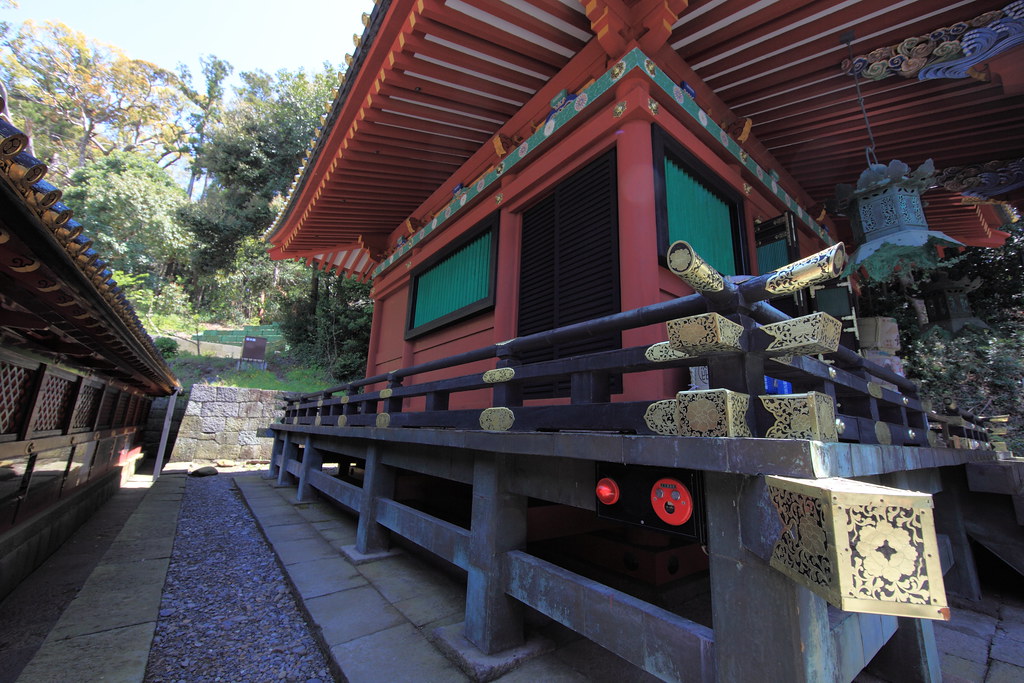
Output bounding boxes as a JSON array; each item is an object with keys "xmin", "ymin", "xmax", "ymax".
[
  {"xmin": 650, "ymin": 477, "xmax": 693, "ymax": 525},
  {"xmin": 595, "ymin": 477, "xmax": 620, "ymax": 505}
]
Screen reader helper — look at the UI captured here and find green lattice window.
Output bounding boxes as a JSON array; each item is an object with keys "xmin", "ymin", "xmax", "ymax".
[
  {"xmin": 655, "ymin": 128, "xmax": 745, "ymax": 276},
  {"xmin": 406, "ymin": 215, "xmax": 497, "ymax": 338}
]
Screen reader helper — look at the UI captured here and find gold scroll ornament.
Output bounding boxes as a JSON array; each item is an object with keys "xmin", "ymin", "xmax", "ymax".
[
  {"xmin": 644, "ymin": 341, "xmax": 691, "ymax": 363},
  {"xmin": 667, "ymin": 312, "xmax": 743, "ymax": 355},
  {"xmin": 766, "ymin": 475, "xmax": 948, "ymax": 620},
  {"xmin": 643, "ymin": 400, "xmax": 677, "ymax": 435},
  {"xmin": 764, "ymin": 243, "xmax": 847, "ymax": 295},
  {"xmin": 666, "ymin": 240, "xmax": 725, "ymax": 293}
]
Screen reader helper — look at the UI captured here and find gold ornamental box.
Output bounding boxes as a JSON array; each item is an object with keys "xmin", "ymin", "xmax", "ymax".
[{"xmin": 766, "ymin": 475, "xmax": 948, "ymax": 620}]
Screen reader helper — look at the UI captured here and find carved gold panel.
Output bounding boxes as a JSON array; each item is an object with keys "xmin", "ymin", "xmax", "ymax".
[
  {"xmin": 761, "ymin": 391, "xmax": 838, "ymax": 442},
  {"xmin": 644, "ymin": 400, "xmax": 677, "ymax": 435},
  {"xmin": 644, "ymin": 341, "xmax": 691, "ymax": 363},
  {"xmin": 667, "ymin": 313, "xmax": 743, "ymax": 355},
  {"xmin": 675, "ymin": 388, "xmax": 751, "ymax": 438},
  {"xmin": 760, "ymin": 312, "xmax": 843, "ymax": 356},
  {"xmin": 766, "ymin": 475, "xmax": 948, "ymax": 620}
]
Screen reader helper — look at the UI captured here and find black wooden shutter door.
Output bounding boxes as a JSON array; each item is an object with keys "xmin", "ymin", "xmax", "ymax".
[{"xmin": 517, "ymin": 151, "xmax": 621, "ymax": 398}]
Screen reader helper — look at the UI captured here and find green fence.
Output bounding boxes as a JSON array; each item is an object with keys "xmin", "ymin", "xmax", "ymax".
[{"xmin": 191, "ymin": 324, "xmax": 284, "ymax": 346}]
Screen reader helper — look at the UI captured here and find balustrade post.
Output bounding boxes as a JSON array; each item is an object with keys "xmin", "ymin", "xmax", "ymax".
[
  {"xmin": 705, "ymin": 471, "xmax": 839, "ymax": 681},
  {"xmin": 492, "ymin": 347, "xmax": 521, "ymax": 408},
  {"xmin": 267, "ymin": 431, "xmax": 285, "ymax": 479},
  {"xmin": 384, "ymin": 374, "xmax": 403, "ymax": 413},
  {"xmin": 275, "ymin": 432, "xmax": 298, "ymax": 486},
  {"xmin": 464, "ymin": 452, "xmax": 527, "ymax": 654},
  {"xmin": 297, "ymin": 434, "xmax": 322, "ymax": 502},
  {"xmin": 355, "ymin": 444, "xmax": 394, "ymax": 554}
]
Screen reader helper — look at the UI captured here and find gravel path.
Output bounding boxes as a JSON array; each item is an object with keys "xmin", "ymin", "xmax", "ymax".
[{"xmin": 144, "ymin": 475, "xmax": 333, "ymax": 683}]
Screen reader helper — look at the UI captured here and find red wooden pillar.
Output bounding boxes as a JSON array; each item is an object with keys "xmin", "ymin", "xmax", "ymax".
[
  {"xmin": 364, "ymin": 291, "xmax": 384, "ymax": 378},
  {"xmin": 615, "ymin": 118, "xmax": 664, "ymax": 401},
  {"xmin": 493, "ymin": 207, "xmax": 521, "ymax": 344}
]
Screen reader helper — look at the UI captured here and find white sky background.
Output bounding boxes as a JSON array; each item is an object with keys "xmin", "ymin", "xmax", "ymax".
[{"xmin": 4, "ymin": 0, "xmax": 374, "ymax": 90}]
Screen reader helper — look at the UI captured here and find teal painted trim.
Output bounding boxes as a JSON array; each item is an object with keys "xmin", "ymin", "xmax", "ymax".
[{"xmin": 371, "ymin": 48, "xmax": 830, "ymax": 279}]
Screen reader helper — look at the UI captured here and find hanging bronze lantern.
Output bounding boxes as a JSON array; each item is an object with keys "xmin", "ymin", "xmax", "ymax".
[{"xmin": 832, "ymin": 159, "xmax": 963, "ymax": 280}]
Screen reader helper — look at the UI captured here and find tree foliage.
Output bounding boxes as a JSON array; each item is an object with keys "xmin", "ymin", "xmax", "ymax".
[
  {"xmin": 63, "ymin": 151, "xmax": 191, "ymax": 277},
  {"xmin": 177, "ymin": 55, "xmax": 233, "ymax": 199},
  {"xmin": 2, "ymin": 17, "xmax": 369, "ymax": 387},
  {"xmin": 182, "ymin": 67, "xmax": 337, "ymax": 269},
  {"xmin": 870, "ymin": 219, "xmax": 1024, "ymax": 450},
  {"xmin": 280, "ymin": 274, "xmax": 373, "ymax": 384},
  {"xmin": 0, "ymin": 20, "xmax": 188, "ymax": 178}
]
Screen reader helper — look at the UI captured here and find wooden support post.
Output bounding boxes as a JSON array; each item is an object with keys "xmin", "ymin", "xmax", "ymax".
[
  {"xmin": 934, "ymin": 466, "xmax": 982, "ymax": 601},
  {"xmin": 384, "ymin": 374, "xmax": 403, "ymax": 413},
  {"xmin": 276, "ymin": 432, "xmax": 298, "ymax": 486},
  {"xmin": 268, "ymin": 431, "xmax": 285, "ymax": 479},
  {"xmin": 297, "ymin": 435, "xmax": 323, "ymax": 502},
  {"xmin": 151, "ymin": 389, "xmax": 178, "ymax": 481},
  {"xmin": 493, "ymin": 347, "xmax": 522, "ymax": 408},
  {"xmin": 708, "ymin": 315, "xmax": 765, "ymax": 434},
  {"xmin": 867, "ymin": 617, "xmax": 940, "ymax": 683},
  {"xmin": 705, "ymin": 471, "xmax": 839, "ymax": 682},
  {"xmin": 355, "ymin": 444, "xmax": 394, "ymax": 555},
  {"xmin": 465, "ymin": 453, "xmax": 527, "ymax": 654}
]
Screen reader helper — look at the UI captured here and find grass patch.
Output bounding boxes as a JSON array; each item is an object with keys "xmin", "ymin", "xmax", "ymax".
[
  {"xmin": 165, "ymin": 352, "xmax": 333, "ymax": 393},
  {"xmin": 214, "ymin": 368, "xmax": 332, "ymax": 393}
]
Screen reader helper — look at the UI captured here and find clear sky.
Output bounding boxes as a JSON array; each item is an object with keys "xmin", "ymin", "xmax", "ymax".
[{"xmin": 4, "ymin": 0, "xmax": 373, "ymax": 89}]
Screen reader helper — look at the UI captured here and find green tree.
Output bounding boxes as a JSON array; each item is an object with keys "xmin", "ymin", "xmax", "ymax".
[
  {"xmin": 867, "ymin": 219, "xmax": 1024, "ymax": 449},
  {"xmin": 177, "ymin": 54, "xmax": 233, "ymax": 199},
  {"xmin": 280, "ymin": 273, "xmax": 373, "ymax": 384},
  {"xmin": 64, "ymin": 151, "xmax": 191, "ymax": 277},
  {"xmin": 0, "ymin": 20, "xmax": 188, "ymax": 178},
  {"xmin": 182, "ymin": 66, "xmax": 337, "ymax": 270}
]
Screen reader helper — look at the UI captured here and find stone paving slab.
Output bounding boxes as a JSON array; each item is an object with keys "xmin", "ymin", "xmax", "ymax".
[
  {"xmin": 331, "ymin": 621, "xmax": 469, "ymax": 683},
  {"xmin": 262, "ymin": 520, "xmax": 321, "ymax": 544},
  {"xmin": 16, "ymin": 472, "xmax": 186, "ymax": 683},
  {"xmin": 274, "ymin": 535, "xmax": 339, "ymax": 565},
  {"xmin": 46, "ymin": 558, "xmax": 170, "ymax": 641},
  {"xmin": 16, "ymin": 622, "xmax": 156, "ymax": 683},
  {"xmin": 311, "ymin": 519, "xmax": 358, "ymax": 546},
  {"xmin": 990, "ymin": 632, "xmax": 1024, "ymax": 666},
  {"xmin": 288, "ymin": 556, "xmax": 368, "ymax": 599},
  {"xmin": 987, "ymin": 659, "xmax": 1024, "ymax": 683},
  {"xmin": 306, "ymin": 584, "xmax": 408, "ymax": 646}
]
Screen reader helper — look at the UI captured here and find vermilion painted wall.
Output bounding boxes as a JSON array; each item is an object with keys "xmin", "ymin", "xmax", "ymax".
[{"xmin": 364, "ymin": 71, "xmax": 828, "ymax": 407}]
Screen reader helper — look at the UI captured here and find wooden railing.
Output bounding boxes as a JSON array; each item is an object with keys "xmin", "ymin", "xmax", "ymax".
[{"xmin": 280, "ymin": 241, "xmax": 991, "ymax": 451}]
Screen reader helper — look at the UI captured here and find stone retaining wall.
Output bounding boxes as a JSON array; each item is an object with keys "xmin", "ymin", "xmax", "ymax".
[{"xmin": 170, "ymin": 385, "xmax": 283, "ymax": 463}]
